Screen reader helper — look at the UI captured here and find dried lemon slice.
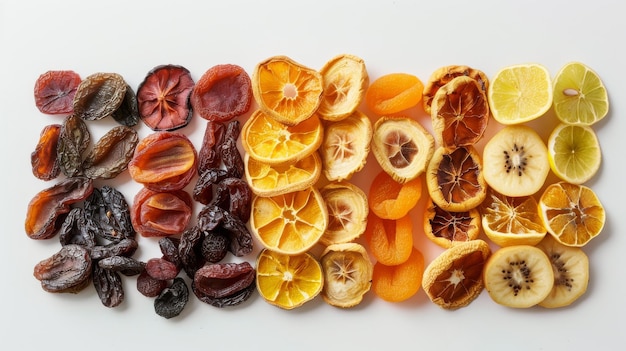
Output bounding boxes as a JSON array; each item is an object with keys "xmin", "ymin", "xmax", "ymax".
[
  {"xmin": 423, "ymin": 198, "xmax": 481, "ymax": 249},
  {"xmin": 244, "ymin": 152, "xmax": 321, "ymax": 197},
  {"xmin": 256, "ymin": 248, "xmax": 323, "ymax": 310},
  {"xmin": 318, "ymin": 54, "xmax": 369, "ymax": 122},
  {"xmin": 241, "ymin": 109, "xmax": 323, "ymax": 166},
  {"xmin": 371, "ymin": 116, "xmax": 435, "ymax": 183},
  {"xmin": 252, "ymin": 55, "xmax": 323, "ymax": 126},
  {"xmin": 423, "ymin": 65, "xmax": 489, "ymax": 115},
  {"xmin": 250, "ymin": 187, "xmax": 328, "ymax": 255},
  {"xmin": 319, "ymin": 182, "xmax": 369, "ymax": 246},
  {"xmin": 320, "ymin": 242, "xmax": 373, "ymax": 308},
  {"xmin": 321, "ymin": 110, "xmax": 372, "ymax": 182}
]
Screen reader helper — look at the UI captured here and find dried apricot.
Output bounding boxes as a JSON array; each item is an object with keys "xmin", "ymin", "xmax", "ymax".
[
  {"xmin": 191, "ymin": 64, "xmax": 252, "ymax": 122},
  {"xmin": 31, "ymin": 124, "xmax": 61, "ymax": 181},
  {"xmin": 34, "ymin": 70, "xmax": 81, "ymax": 115},
  {"xmin": 365, "ymin": 73, "xmax": 423, "ymax": 115},
  {"xmin": 371, "ymin": 247, "xmax": 424, "ymax": 302},
  {"xmin": 368, "ymin": 170, "xmax": 422, "ymax": 220},
  {"xmin": 364, "ymin": 213, "xmax": 413, "ymax": 266},
  {"xmin": 131, "ymin": 187, "xmax": 193, "ymax": 237}
]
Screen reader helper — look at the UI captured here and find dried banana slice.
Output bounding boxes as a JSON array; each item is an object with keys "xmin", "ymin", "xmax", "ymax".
[
  {"xmin": 318, "ymin": 54, "xmax": 369, "ymax": 122},
  {"xmin": 320, "ymin": 243, "xmax": 373, "ymax": 308},
  {"xmin": 422, "ymin": 65, "xmax": 489, "ymax": 115},
  {"xmin": 319, "ymin": 182, "xmax": 369, "ymax": 246},
  {"xmin": 321, "ymin": 110, "xmax": 372, "ymax": 182}
]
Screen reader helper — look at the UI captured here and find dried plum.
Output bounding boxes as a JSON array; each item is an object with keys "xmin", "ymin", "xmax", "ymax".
[
  {"xmin": 34, "ymin": 70, "xmax": 81, "ymax": 115},
  {"xmin": 90, "ymin": 238, "xmax": 138, "ymax": 260},
  {"xmin": 58, "ymin": 207, "xmax": 96, "ymax": 249},
  {"xmin": 82, "ymin": 126, "xmax": 138, "ymax": 179},
  {"xmin": 33, "ymin": 244, "xmax": 92, "ymax": 293},
  {"xmin": 192, "ymin": 168, "xmax": 229, "ymax": 205},
  {"xmin": 73, "ymin": 72, "xmax": 127, "ymax": 121},
  {"xmin": 192, "ymin": 278, "xmax": 255, "ymax": 308},
  {"xmin": 57, "ymin": 114, "xmax": 90, "ymax": 177},
  {"xmin": 191, "ymin": 64, "xmax": 252, "ymax": 122},
  {"xmin": 201, "ymin": 230, "xmax": 229, "ymax": 263},
  {"xmin": 197, "ymin": 205, "xmax": 253, "ymax": 257},
  {"xmin": 158, "ymin": 237, "xmax": 181, "ymax": 268},
  {"xmin": 92, "ymin": 264, "xmax": 124, "ymax": 308},
  {"xmin": 111, "ymin": 83, "xmax": 139, "ymax": 126},
  {"xmin": 98, "ymin": 256, "xmax": 145, "ymax": 276},
  {"xmin": 137, "ymin": 270, "xmax": 168, "ymax": 297},
  {"xmin": 197, "ymin": 120, "xmax": 226, "ymax": 175},
  {"xmin": 31, "ymin": 124, "xmax": 61, "ymax": 181},
  {"xmin": 154, "ymin": 277, "xmax": 189, "ymax": 319},
  {"xmin": 145, "ymin": 258, "xmax": 179, "ymax": 280},
  {"xmin": 193, "ymin": 262, "xmax": 254, "ymax": 299},
  {"xmin": 178, "ymin": 226, "xmax": 205, "ymax": 278},
  {"xmin": 84, "ymin": 186, "xmax": 135, "ymax": 242}
]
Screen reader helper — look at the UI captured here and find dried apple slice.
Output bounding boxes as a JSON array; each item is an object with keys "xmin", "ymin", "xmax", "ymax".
[
  {"xmin": 320, "ymin": 243, "xmax": 373, "ymax": 308},
  {"xmin": 319, "ymin": 182, "xmax": 369, "ymax": 246},
  {"xmin": 371, "ymin": 116, "xmax": 435, "ymax": 183},
  {"xmin": 318, "ymin": 54, "xmax": 369, "ymax": 121}
]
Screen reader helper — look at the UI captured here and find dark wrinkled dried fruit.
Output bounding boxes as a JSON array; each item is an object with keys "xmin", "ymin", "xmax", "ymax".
[
  {"xmin": 73, "ymin": 72, "xmax": 127, "ymax": 121},
  {"xmin": 154, "ymin": 277, "xmax": 189, "ymax": 319},
  {"xmin": 58, "ymin": 207, "xmax": 96, "ymax": 249},
  {"xmin": 197, "ymin": 205, "xmax": 253, "ymax": 257},
  {"xmin": 111, "ymin": 84, "xmax": 139, "ymax": 127},
  {"xmin": 158, "ymin": 237, "xmax": 181, "ymax": 268},
  {"xmin": 197, "ymin": 121, "xmax": 226, "ymax": 174},
  {"xmin": 194, "ymin": 262, "xmax": 255, "ymax": 298},
  {"xmin": 145, "ymin": 258, "xmax": 180, "ymax": 280},
  {"xmin": 25, "ymin": 177, "xmax": 93, "ymax": 240},
  {"xmin": 192, "ymin": 278, "xmax": 255, "ymax": 308},
  {"xmin": 129, "ymin": 131, "xmax": 197, "ymax": 191},
  {"xmin": 98, "ymin": 256, "xmax": 145, "ymax": 276},
  {"xmin": 131, "ymin": 187, "xmax": 193, "ymax": 237},
  {"xmin": 191, "ymin": 64, "xmax": 252, "ymax": 122},
  {"xmin": 92, "ymin": 264, "xmax": 124, "ymax": 308},
  {"xmin": 82, "ymin": 126, "xmax": 138, "ymax": 179},
  {"xmin": 179, "ymin": 226, "xmax": 205, "ymax": 278},
  {"xmin": 90, "ymin": 238, "xmax": 138, "ymax": 260},
  {"xmin": 31, "ymin": 124, "xmax": 61, "ymax": 181},
  {"xmin": 137, "ymin": 270, "xmax": 168, "ymax": 297},
  {"xmin": 210, "ymin": 178, "xmax": 252, "ymax": 222},
  {"xmin": 34, "ymin": 70, "xmax": 81, "ymax": 115},
  {"xmin": 201, "ymin": 230, "xmax": 229, "ymax": 263},
  {"xmin": 85, "ymin": 186, "xmax": 135, "ymax": 242},
  {"xmin": 57, "ymin": 114, "xmax": 90, "ymax": 177},
  {"xmin": 137, "ymin": 64, "xmax": 194, "ymax": 131},
  {"xmin": 33, "ymin": 244, "xmax": 92, "ymax": 293},
  {"xmin": 221, "ymin": 120, "xmax": 244, "ymax": 178},
  {"xmin": 192, "ymin": 168, "xmax": 229, "ymax": 205}
]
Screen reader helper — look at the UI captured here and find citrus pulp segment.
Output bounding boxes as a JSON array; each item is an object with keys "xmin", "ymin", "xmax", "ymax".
[{"xmin": 547, "ymin": 123, "xmax": 601, "ymax": 184}]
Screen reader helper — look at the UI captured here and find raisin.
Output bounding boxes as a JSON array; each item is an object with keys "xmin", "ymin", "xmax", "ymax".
[
  {"xmin": 58, "ymin": 207, "xmax": 96, "ymax": 250},
  {"xmin": 31, "ymin": 124, "xmax": 61, "ymax": 181},
  {"xmin": 158, "ymin": 237, "xmax": 181, "ymax": 268},
  {"xmin": 192, "ymin": 278, "xmax": 255, "ymax": 308},
  {"xmin": 178, "ymin": 226, "xmax": 205, "ymax": 278},
  {"xmin": 220, "ymin": 120, "xmax": 244, "ymax": 178},
  {"xmin": 197, "ymin": 205, "xmax": 253, "ymax": 257},
  {"xmin": 137, "ymin": 64, "xmax": 194, "ymax": 131},
  {"xmin": 131, "ymin": 187, "xmax": 193, "ymax": 237},
  {"xmin": 34, "ymin": 70, "xmax": 81, "ymax": 115},
  {"xmin": 57, "ymin": 114, "xmax": 91, "ymax": 177},
  {"xmin": 90, "ymin": 238, "xmax": 138, "ymax": 260},
  {"xmin": 191, "ymin": 64, "xmax": 252, "ymax": 122},
  {"xmin": 82, "ymin": 126, "xmax": 139, "ymax": 179},
  {"xmin": 33, "ymin": 244, "xmax": 92, "ymax": 293},
  {"xmin": 197, "ymin": 120, "xmax": 226, "ymax": 175},
  {"xmin": 192, "ymin": 168, "xmax": 229, "ymax": 205},
  {"xmin": 193, "ymin": 262, "xmax": 255, "ymax": 299},
  {"xmin": 154, "ymin": 277, "xmax": 189, "ymax": 319},
  {"xmin": 210, "ymin": 178, "xmax": 252, "ymax": 223},
  {"xmin": 111, "ymin": 84, "xmax": 139, "ymax": 127},
  {"xmin": 137, "ymin": 270, "xmax": 168, "ymax": 297},
  {"xmin": 92, "ymin": 264, "xmax": 124, "ymax": 308},
  {"xmin": 201, "ymin": 230, "xmax": 229, "ymax": 263},
  {"xmin": 128, "ymin": 131, "xmax": 197, "ymax": 192},
  {"xmin": 25, "ymin": 177, "xmax": 94, "ymax": 240},
  {"xmin": 84, "ymin": 186, "xmax": 135, "ymax": 242},
  {"xmin": 145, "ymin": 258, "xmax": 180, "ymax": 281},
  {"xmin": 73, "ymin": 72, "xmax": 127, "ymax": 121},
  {"xmin": 98, "ymin": 256, "xmax": 145, "ymax": 276}
]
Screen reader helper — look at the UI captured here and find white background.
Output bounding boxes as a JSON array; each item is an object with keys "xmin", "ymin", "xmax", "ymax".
[{"xmin": 1, "ymin": 0, "xmax": 623, "ymax": 350}]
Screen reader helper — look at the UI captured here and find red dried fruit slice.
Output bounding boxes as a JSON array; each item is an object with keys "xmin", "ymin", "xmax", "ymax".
[
  {"xmin": 137, "ymin": 64, "xmax": 195, "ymax": 131},
  {"xmin": 191, "ymin": 64, "xmax": 252, "ymax": 122},
  {"xmin": 34, "ymin": 70, "xmax": 81, "ymax": 115},
  {"xmin": 131, "ymin": 187, "xmax": 193, "ymax": 237},
  {"xmin": 31, "ymin": 124, "xmax": 61, "ymax": 181}
]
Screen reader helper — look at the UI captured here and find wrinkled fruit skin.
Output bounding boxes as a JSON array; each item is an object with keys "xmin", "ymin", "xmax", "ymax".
[
  {"xmin": 31, "ymin": 124, "xmax": 61, "ymax": 181},
  {"xmin": 193, "ymin": 261, "xmax": 255, "ymax": 299},
  {"xmin": 131, "ymin": 187, "xmax": 193, "ymax": 237},
  {"xmin": 191, "ymin": 64, "xmax": 252, "ymax": 122},
  {"xmin": 154, "ymin": 277, "xmax": 189, "ymax": 319},
  {"xmin": 34, "ymin": 70, "xmax": 81, "ymax": 115},
  {"xmin": 33, "ymin": 244, "xmax": 92, "ymax": 293},
  {"xmin": 73, "ymin": 72, "xmax": 127, "ymax": 121}
]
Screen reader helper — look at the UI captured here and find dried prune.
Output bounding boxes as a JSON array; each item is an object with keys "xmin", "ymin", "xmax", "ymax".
[
  {"xmin": 197, "ymin": 205, "xmax": 253, "ymax": 257},
  {"xmin": 145, "ymin": 258, "xmax": 180, "ymax": 280},
  {"xmin": 92, "ymin": 264, "xmax": 124, "ymax": 308},
  {"xmin": 191, "ymin": 64, "xmax": 252, "ymax": 122},
  {"xmin": 158, "ymin": 237, "xmax": 181, "ymax": 268},
  {"xmin": 193, "ymin": 262, "xmax": 255, "ymax": 299},
  {"xmin": 210, "ymin": 178, "xmax": 252, "ymax": 222},
  {"xmin": 85, "ymin": 186, "xmax": 135, "ymax": 242},
  {"xmin": 192, "ymin": 168, "xmax": 229, "ymax": 205},
  {"xmin": 154, "ymin": 277, "xmax": 189, "ymax": 319},
  {"xmin": 90, "ymin": 238, "xmax": 138, "ymax": 260},
  {"xmin": 197, "ymin": 121, "xmax": 225, "ymax": 175},
  {"xmin": 73, "ymin": 72, "xmax": 127, "ymax": 121},
  {"xmin": 57, "ymin": 114, "xmax": 90, "ymax": 177},
  {"xmin": 111, "ymin": 84, "xmax": 139, "ymax": 127},
  {"xmin": 58, "ymin": 207, "xmax": 96, "ymax": 249},
  {"xmin": 131, "ymin": 187, "xmax": 193, "ymax": 237},
  {"xmin": 221, "ymin": 120, "xmax": 244, "ymax": 178},
  {"xmin": 98, "ymin": 256, "xmax": 145, "ymax": 276},
  {"xmin": 192, "ymin": 278, "xmax": 255, "ymax": 308},
  {"xmin": 33, "ymin": 244, "xmax": 92, "ymax": 293},
  {"xmin": 178, "ymin": 226, "xmax": 205, "ymax": 278},
  {"xmin": 137, "ymin": 64, "xmax": 194, "ymax": 131},
  {"xmin": 201, "ymin": 230, "xmax": 229, "ymax": 263},
  {"xmin": 25, "ymin": 177, "xmax": 93, "ymax": 240},
  {"xmin": 137, "ymin": 270, "xmax": 168, "ymax": 297},
  {"xmin": 34, "ymin": 70, "xmax": 81, "ymax": 115},
  {"xmin": 128, "ymin": 131, "xmax": 197, "ymax": 191},
  {"xmin": 31, "ymin": 124, "xmax": 61, "ymax": 181},
  {"xmin": 82, "ymin": 126, "xmax": 138, "ymax": 179}
]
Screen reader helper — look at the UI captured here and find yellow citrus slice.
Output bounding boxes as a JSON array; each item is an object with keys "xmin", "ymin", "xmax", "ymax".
[
  {"xmin": 553, "ymin": 61, "xmax": 609, "ymax": 126},
  {"xmin": 423, "ymin": 198, "xmax": 481, "ymax": 249},
  {"xmin": 244, "ymin": 152, "xmax": 321, "ymax": 197},
  {"xmin": 318, "ymin": 54, "xmax": 369, "ymax": 122},
  {"xmin": 252, "ymin": 55, "xmax": 323, "ymax": 126},
  {"xmin": 256, "ymin": 248, "xmax": 323, "ymax": 310},
  {"xmin": 319, "ymin": 182, "xmax": 369, "ymax": 246},
  {"xmin": 423, "ymin": 64, "xmax": 489, "ymax": 115},
  {"xmin": 479, "ymin": 189, "xmax": 547, "ymax": 247},
  {"xmin": 250, "ymin": 186, "xmax": 328, "ymax": 255},
  {"xmin": 320, "ymin": 242, "xmax": 373, "ymax": 308},
  {"xmin": 488, "ymin": 63, "xmax": 553, "ymax": 125},
  {"xmin": 538, "ymin": 182, "xmax": 605, "ymax": 247},
  {"xmin": 241, "ymin": 109, "xmax": 323, "ymax": 166},
  {"xmin": 547, "ymin": 123, "xmax": 602, "ymax": 184}
]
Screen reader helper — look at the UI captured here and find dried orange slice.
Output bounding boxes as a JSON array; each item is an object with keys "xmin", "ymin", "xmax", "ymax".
[
  {"xmin": 368, "ymin": 170, "xmax": 422, "ymax": 220},
  {"xmin": 366, "ymin": 73, "xmax": 423, "ymax": 115},
  {"xmin": 252, "ymin": 55, "xmax": 323, "ymax": 126},
  {"xmin": 426, "ymin": 146, "xmax": 487, "ymax": 212},
  {"xmin": 320, "ymin": 242, "xmax": 373, "ymax": 308},
  {"xmin": 423, "ymin": 65, "xmax": 489, "ymax": 115},
  {"xmin": 538, "ymin": 182, "xmax": 605, "ymax": 247},
  {"xmin": 319, "ymin": 182, "xmax": 369, "ymax": 246},
  {"xmin": 479, "ymin": 189, "xmax": 547, "ymax": 247},
  {"xmin": 241, "ymin": 109, "xmax": 323, "ymax": 166},
  {"xmin": 318, "ymin": 54, "xmax": 368, "ymax": 122},
  {"xmin": 371, "ymin": 116, "xmax": 435, "ymax": 183},
  {"xmin": 431, "ymin": 76, "xmax": 490, "ymax": 149},
  {"xmin": 423, "ymin": 198, "xmax": 481, "ymax": 249},
  {"xmin": 256, "ymin": 248, "xmax": 323, "ymax": 309},
  {"xmin": 364, "ymin": 213, "xmax": 413, "ymax": 266},
  {"xmin": 372, "ymin": 247, "xmax": 424, "ymax": 302},
  {"xmin": 422, "ymin": 240, "xmax": 491, "ymax": 309},
  {"xmin": 244, "ymin": 152, "xmax": 321, "ymax": 197},
  {"xmin": 250, "ymin": 187, "xmax": 328, "ymax": 255}
]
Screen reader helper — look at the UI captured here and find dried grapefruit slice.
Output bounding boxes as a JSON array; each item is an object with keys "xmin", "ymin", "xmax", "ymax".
[
  {"xmin": 318, "ymin": 54, "xmax": 368, "ymax": 121},
  {"xmin": 241, "ymin": 109, "xmax": 323, "ymax": 166},
  {"xmin": 320, "ymin": 243, "xmax": 373, "ymax": 308},
  {"xmin": 252, "ymin": 55, "xmax": 323, "ymax": 126},
  {"xmin": 244, "ymin": 152, "xmax": 321, "ymax": 197},
  {"xmin": 423, "ymin": 65, "xmax": 489, "ymax": 115},
  {"xmin": 319, "ymin": 182, "xmax": 369, "ymax": 246},
  {"xmin": 423, "ymin": 198, "xmax": 481, "ymax": 249}
]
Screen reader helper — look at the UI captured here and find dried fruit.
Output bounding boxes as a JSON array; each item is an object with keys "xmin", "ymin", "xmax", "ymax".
[
  {"xmin": 131, "ymin": 187, "xmax": 193, "ymax": 237},
  {"xmin": 73, "ymin": 72, "xmax": 127, "ymax": 121},
  {"xmin": 366, "ymin": 73, "xmax": 423, "ymax": 115},
  {"xmin": 365, "ymin": 213, "xmax": 413, "ymax": 266},
  {"xmin": 84, "ymin": 186, "xmax": 135, "ymax": 242},
  {"xmin": 318, "ymin": 54, "xmax": 368, "ymax": 121},
  {"xmin": 137, "ymin": 270, "xmax": 168, "ymax": 297},
  {"xmin": 191, "ymin": 64, "xmax": 252, "ymax": 122},
  {"xmin": 154, "ymin": 277, "xmax": 189, "ymax": 318},
  {"xmin": 98, "ymin": 256, "xmax": 145, "ymax": 276},
  {"xmin": 34, "ymin": 70, "xmax": 81, "ymax": 115},
  {"xmin": 92, "ymin": 264, "xmax": 125, "ymax": 308},
  {"xmin": 57, "ymin": 114, "xmax": 91, "ymax": 177},
  {"xmin": 245, "ymin": 152, "xmax": 321, "ymax": 197},
  {"xmin": 319, "ymin": 182, "xmax": 368, "ymax": 246},
  {"xmin": 137, "ymin": 64, "xmax": 195, "ymax": 131},
  {"xmin": 193, "ymin": 262, "xmax": 255, "ymax": 299},
  {"xmin": 145, "ymin": 258, "xmax": 180, "ymax": 280},
  {"xmin": 192, "ymin": 278, "xmax": 255, "ymax": 308},
  {"xmin": 197, "ymin": 120, "xmax": 226, "ymax": 174},
  {"xmin": 33, "ymin": 244, "xmax": 92, "ymax": 293},
  {"xmin": 368, "ymin": 170, "xmax": 422, "ymax": 220},
  {"xmin": 31, "ymin": 124, "xmax": 61, "ymax": 181},
  {"xmin": 423, "ymin": 199, "xmax": 481, "ymax": 249},
  {"xmin": 422, "ymin": 65, "xmax": 489, "ymax": 115},
  {"xmin": 111, "ymin": 83, "xmax": 139, "ymax": 126},
  {"xmin": 371, "ymin": 247, "xmax": 424, "ymax": 302},
  {"xmin": 82, "ymin": 126, "xmax": 138, "ymax": 179},
  {"xmin": 547, "ymin": 123, "xmax": 602, "ymax": 184},
  {"xmin": 371, "ymin": 116, "xmax": 434, "ymax": 183},
  {"xmin": 196, "ymin": 205, "xmax": 253, "ymax": 257},
  {"xmin": 320, "ymin": 243, "xmax": 373, "ymax": 308}
]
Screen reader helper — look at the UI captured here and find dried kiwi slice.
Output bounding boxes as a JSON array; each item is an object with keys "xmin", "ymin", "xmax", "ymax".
[{"xmin": 320, "ymin": 243, "xmax": 373, "ymax": 308}]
